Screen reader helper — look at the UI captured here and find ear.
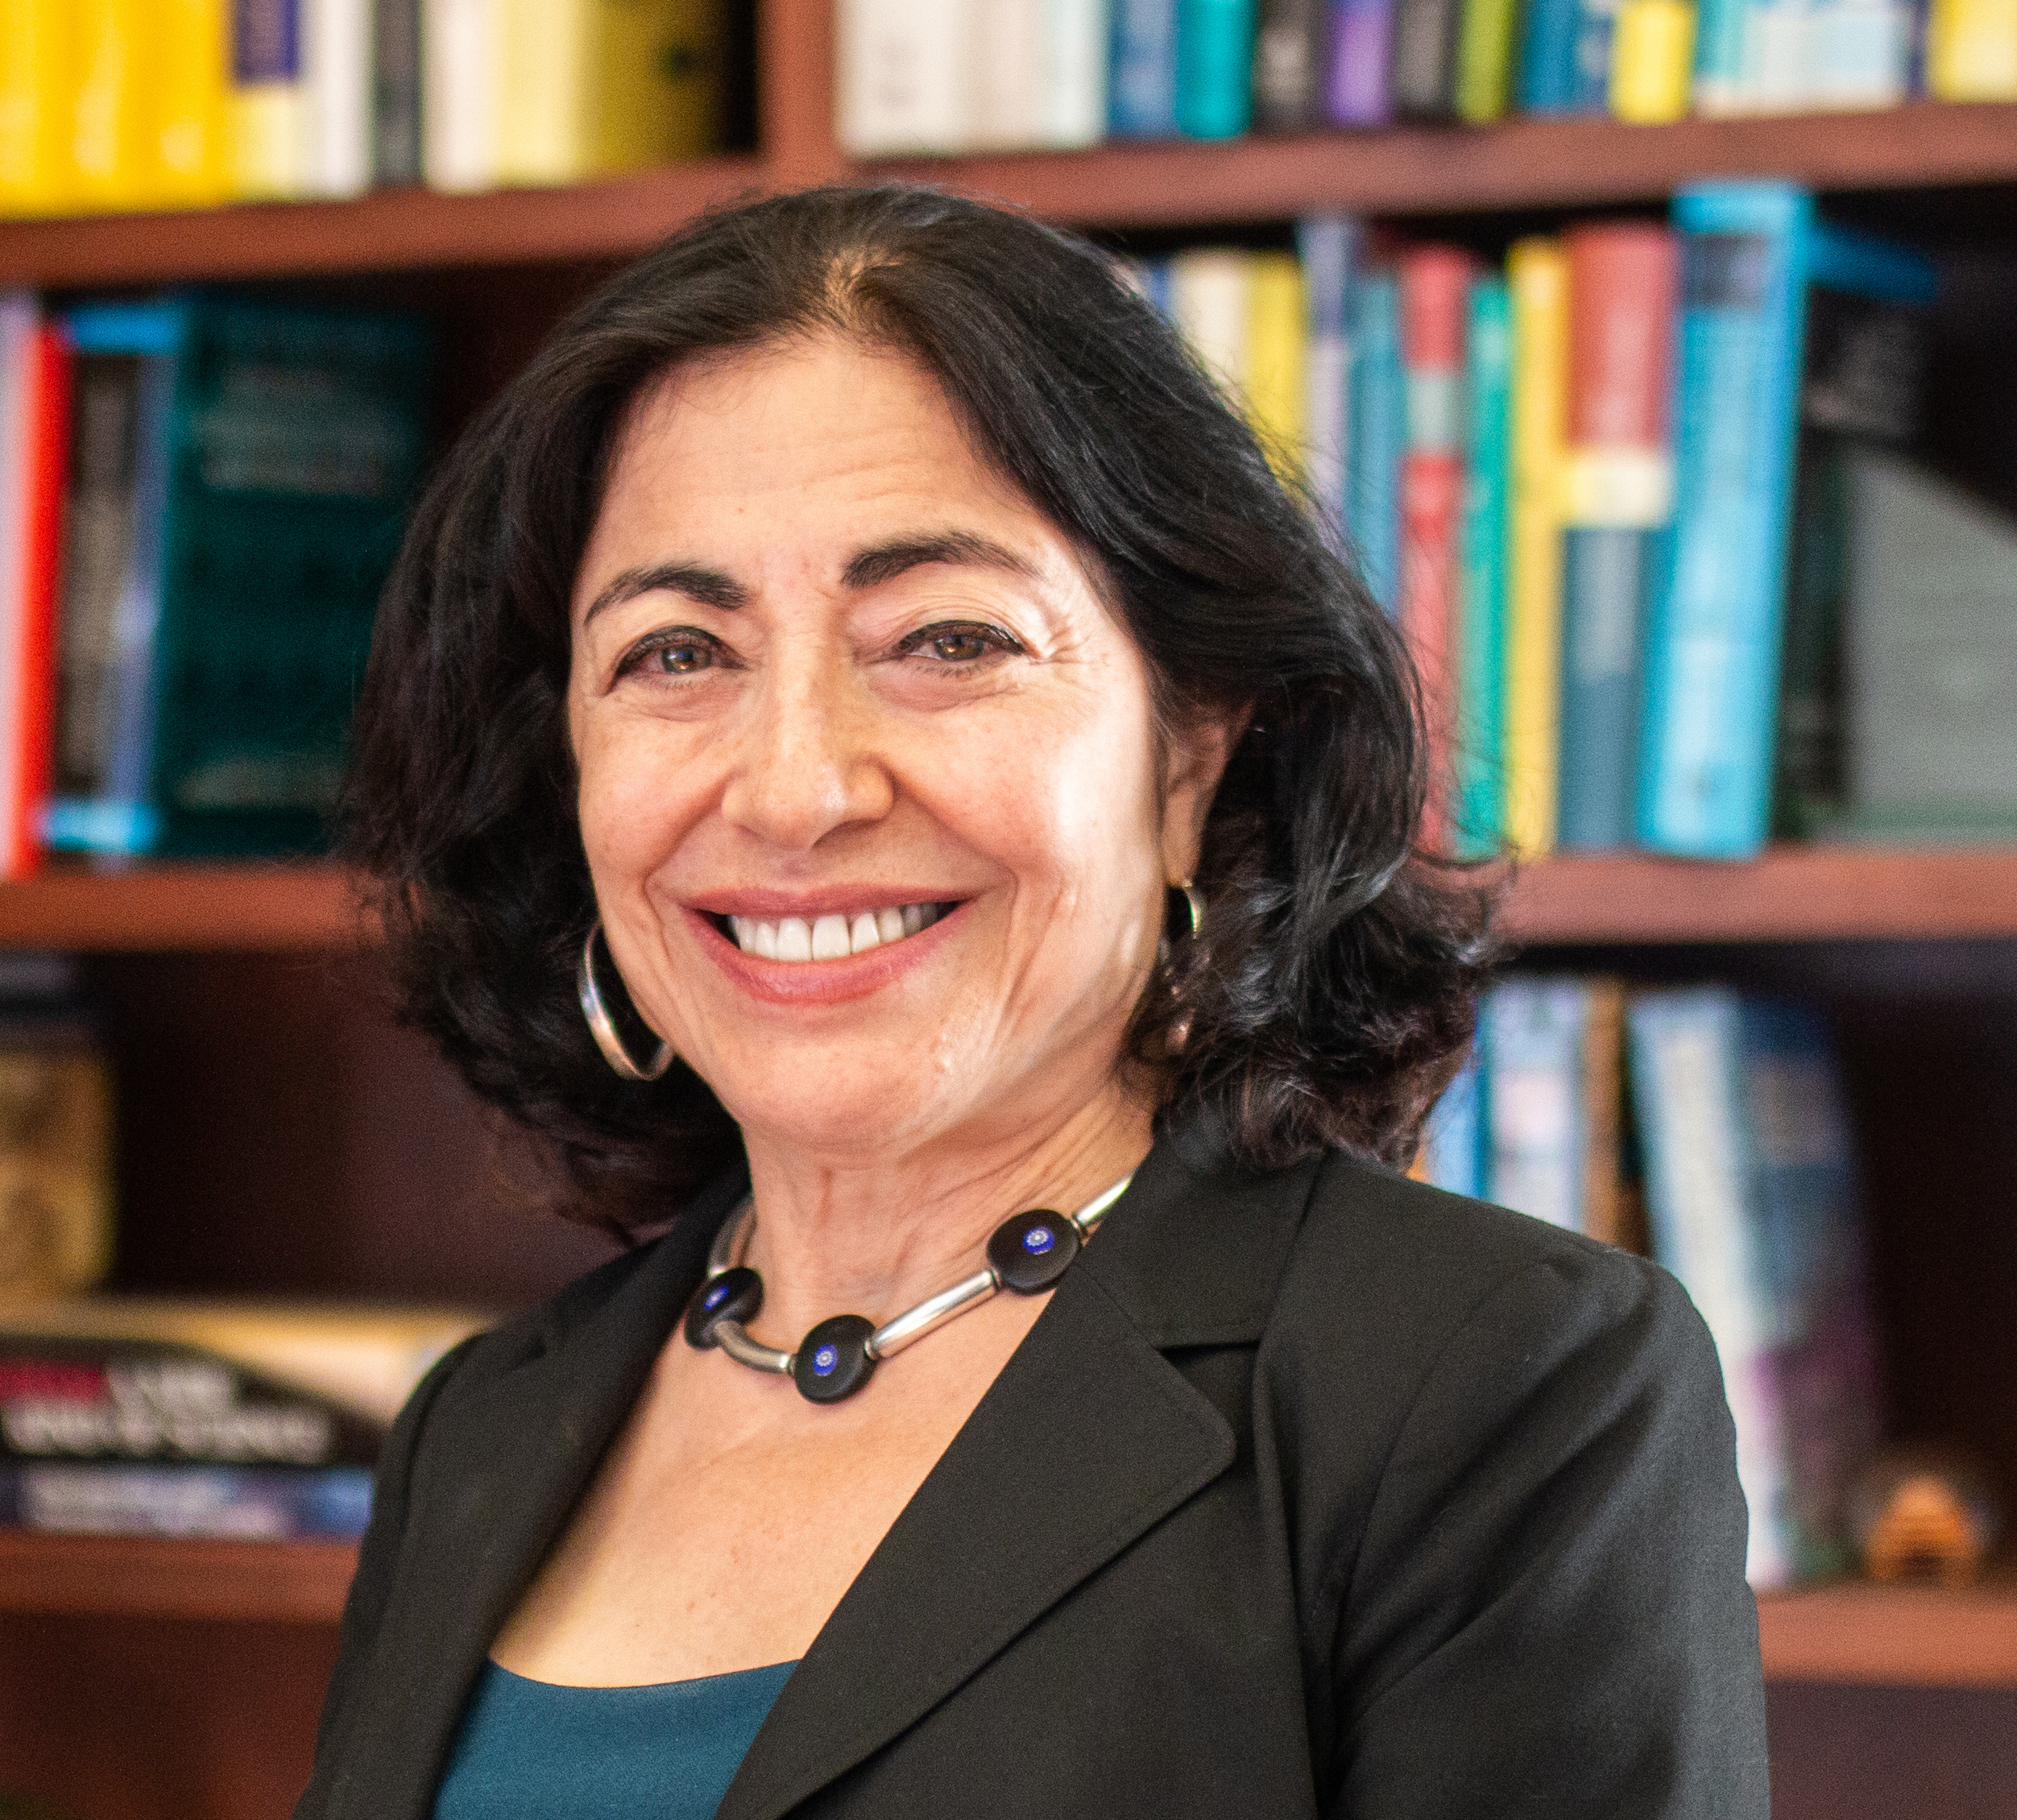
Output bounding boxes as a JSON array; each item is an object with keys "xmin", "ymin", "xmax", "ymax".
[{"xmin": 1159, "ymin": 705, "xmax": 1250, "ymax": 885}]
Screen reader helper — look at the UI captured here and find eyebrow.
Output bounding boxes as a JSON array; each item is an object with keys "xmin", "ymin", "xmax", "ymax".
[{"xmin": 582, "ymin": 530, "xmax": 1037, "ymax": 626}]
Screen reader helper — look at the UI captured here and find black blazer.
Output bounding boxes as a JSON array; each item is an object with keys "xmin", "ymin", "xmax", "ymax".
[{"xmin": 296, "ymin": 1116, "xmax": 1769, "ymax": 1819}]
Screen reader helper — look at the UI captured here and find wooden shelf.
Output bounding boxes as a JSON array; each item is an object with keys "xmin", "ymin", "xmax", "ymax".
[
  {"xmin": 874, "ymin": 102, "xmax": 2017, "ymax": 228},
  {"xmin": 0, "ymin": 1532, "xmax": 356, "ymax": 1623},
  {"xmin": 0, "ymin": 862, "xmax": 367, "ymax": 951},
  {"xmin": 1758, "ymin": 1574, "xmax": 2017, "ymax": 1686},
  {"xmin": 2, "ymin": 104, "xmax": 2016, "ymax": 287},
  {"xmin": 1501, "ymin": 846, "xmax": 2017, "ymax": 945}
]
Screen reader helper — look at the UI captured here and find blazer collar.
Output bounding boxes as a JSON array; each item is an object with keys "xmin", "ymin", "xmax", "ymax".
[{"xmin": 329, "ymin": 1111, "xmax": 1318, "ymax": 1820}]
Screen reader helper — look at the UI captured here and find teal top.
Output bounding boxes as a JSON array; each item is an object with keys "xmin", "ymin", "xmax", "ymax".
[{"xmin": 433, "ymin": 1659, "xmax": 797, "ymax": 1820}]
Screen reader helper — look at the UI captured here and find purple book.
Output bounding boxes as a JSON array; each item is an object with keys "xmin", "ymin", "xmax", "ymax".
[{"xmin": 1327, "ymin": 0, "xmax": 1395, "ymax": 123}]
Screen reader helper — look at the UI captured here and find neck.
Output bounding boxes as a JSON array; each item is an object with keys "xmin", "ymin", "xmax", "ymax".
[{"xmin": 735, "ymin": 1081, "xmax": 1154, "ymax": 1342}]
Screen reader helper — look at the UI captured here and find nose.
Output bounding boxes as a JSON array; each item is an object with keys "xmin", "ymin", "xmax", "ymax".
[{"xmin": 719, "ymin": 640, "xmax": 896, "ymax": 851}]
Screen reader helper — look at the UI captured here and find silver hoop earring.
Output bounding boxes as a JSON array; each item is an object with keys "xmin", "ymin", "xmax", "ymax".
[
  {"xmin": 1167, "ymin": 882, "xmax": 1204, "ymax": 942},
  {"xmin": 578, "ymin": 921, "xmax": 673, "ymax": 1082}
]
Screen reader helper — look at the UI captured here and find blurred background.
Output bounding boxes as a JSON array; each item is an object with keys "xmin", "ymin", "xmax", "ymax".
[{"xmin": 0, "ymin": 2, "xmax": 2012, "ymax": 1816}]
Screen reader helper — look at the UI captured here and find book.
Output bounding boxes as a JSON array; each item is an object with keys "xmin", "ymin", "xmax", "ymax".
[
  {"xmin": 151, "ymin": 0, "xmax": 233, "ymax": 209},
  {"xmin": 0, "ymin": 309, "xmax": 67, "ymax": 881},
  {"xmin": 375, "ymin": 0, "xmax": 424, "ymax": 184},
  {"xmin": 0, "ymin": 1021, "xmax": 114, "ymax": 1308},
  {"xmin": 1327, "ymin": 0, "xmax": 1398, "ymax": 119},
  {"xmin": 231, "ymin": 0, "xmax": 310, "ymax": 199},
  {"xmin": 1398, "ymin": 246, "xmax": 1472, "ymax": 830},
  {"xmin": 1177, "ymin": 0, "xmax": 1259, "ymax": 134},
  {"xmin": 1246, "ymin": 252, "xmax": 1307, "ymax": 478},
  {"xmin": 45, "ymin": 300, "xmax": 433, "ymax": 860},
  {"xmin": 304, "ymin": 0, "xmax": 375, "ymax": 198},
  {"xmin": 1254, "ymin": 0, "xmax": 1333, "ymax": 126},
  {"xmin": 836, "ymin": 0, "xmax": 974, "ymax": 155},
  {"xmin": 497, "ymin": 0, "xmax": 727, "ymax": 185},
  {"xmin": 1040, "ymin": 0, "xmax": 1112, "ymax": 146},
  {"xmin": 1169, "ymin": 247, "xmax": 1251, "ymax": 405},
  {"xmin": 1608, "ymin": 0, "xmax": 1697, "ymax": 118},
  {"xmin": 1347, "ymin": 271, "xmax": 1404, "ymax": 618},
  {"xmin": 1555, "ymin": 222, "xmax": 1677, "ymax": 852},
  {"xmin": 1692, "ymin": 0, "xmax": 1752, "ymax": 109},
  {"xmin": 1111, "ymin": 0, "xmax": 1182, "ymax": 134},
  {"xmin": 70, "ymin": 0, "xmax": 148, "ymax": 212},
  {"xmin": 1391, "ymin": 0, "xmax": 1467, "ymax": 113},
  {"xmin": 1483, "ymin": 978, "xmax": 1592, "ymax": 1234},
  {"xmin": 1454, "ymin": 0, "xmax": 1522, "ymax": 116},
  {"xmin": 1298, "ymin": 213, "xmax": 1361, "ymax": 544},
  {"xmin": 423, "ymin": 0, "xmax": 501, "ymax": 187},
  {"xmin": 1806, "ymin": 0, "xmax": 1916, "ymax": 104},
  {"xmin": 1454, "ymin": 275, "xmax": 1511, "ymax": 858},
  {"xmin": 0, "ymin": 1462, "xmax": 375, "ymax": 1537},
  {"xmin": 1501, "ymin": 238, "xmax": 1569, "ymax": 858},
  {"xmin": 1420, "ymin": 1049, "xmax": 1485, "ymax": 1197},
  {"xmin": 1925, "ymin": 0, "xmax": 2017, "ymax": 95},
  {"xmin": 1517, "ymin": 0, "xmax": 1595, "ymax": 108},
  {"xmin": 0, "ymin": 0, "xmax": 74, "ymax": 217}
]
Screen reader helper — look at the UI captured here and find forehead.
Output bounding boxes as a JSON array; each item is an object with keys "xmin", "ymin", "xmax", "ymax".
[{"xmin": 587, "ymin": 334, "xmax": 1040, "ymax": 566}]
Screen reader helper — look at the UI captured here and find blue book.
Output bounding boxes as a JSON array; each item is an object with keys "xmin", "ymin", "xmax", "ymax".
[
  {"xmin": 1298, "ymin": 213, "xmax": 1361, "ymax": 546},
  {"xmin": 1111, "ymin": 0, "xmax": 1182, "ymax": 136},
  {"xmin": 0, "ymin": 1463, "xmax": 375, "ymax": 1537},
  {"xmin": 1177, "ymin": 0, "xmax": 1259, "ymax": 136},
  {"xmin": 1638, "ymin": 187, "xmax": 1936, "ymax": 857},
  {"xmin": 1692, "ymin": 0, "xmax": 1752, "ymax": 111},
  {"xmin": 1482, "ymin": 979, "xmax": 1591, "ymax": 1233},
  {"xmin": 1559, "ymin": 525, "xmax": 1662, "ymax": 848},
  {"xmin": 1421, "ymin": 1048, "xmax": 1485, "ymax": 1197},
  {"xmin": 1517, "ymin": 0, "xmax": 1588, "ymax": 109},
  {"xmin": 1455, "ymin": 275, "xmax": 1510, "ymax": 858},
  {"xmin": 1347, "ymin": 272, "xmax": 1403, "ymax": 617}
]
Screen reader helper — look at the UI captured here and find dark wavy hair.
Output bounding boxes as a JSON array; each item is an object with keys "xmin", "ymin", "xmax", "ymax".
[{"xmin": 345, "ymin": 184, "xmax": 1497, "ymax": 1236}]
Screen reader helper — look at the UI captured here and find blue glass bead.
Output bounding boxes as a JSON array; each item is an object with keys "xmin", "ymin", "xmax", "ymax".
[
  {"xmin": 793, "ymin": 1314, "xmax": 877, "ymax": 1403},
  {"xmin": 683, "ymin": 1266, "xmax": 762, "ymax": 1350},
  {"xmin": 987, "ymin": 1209, "xmax": 1080, "ymax": 1293}
]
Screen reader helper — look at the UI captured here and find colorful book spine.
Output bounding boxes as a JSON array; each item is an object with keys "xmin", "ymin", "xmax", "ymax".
[
  {"xmin": 1177, "ymin": 0, "xmax": 1259, "ymax": 134},
  {"xmin": 1391, "ymin": 0, "xmax": 1467, "ymax": 113},
  {"xmin": 1502, "ymin": 238, "xmax": 1570, "ymax": 857},
  {"xmin": 1253, "ymin": 0, "xmax": 1332, "ymax": 126},
  {"xmin": 232, "ymin": 0, "xmax": 310, "ymax": 199},
  {"xmin": 1246, "ymin": 252, "xmax": 1308, "ymax": 478},
  {"xmin": 1455, "ymin": 275, "xmax": 1511, "ymax": 858},
  {"xmin": 1455, "ymin": 0, "xmax": 1523, "ymax": 115},
  {"xmin": 1627, "ymin": 987, "xmax": 1794, "ymax": 1589},
  {"xmin": 1421, "ymin": 1049, "xmax": 1485, "ymax": 1197},
  {"xmin": 1691, "ymin": 0, "xmax": 1753, "ymax": 110},
  {"xmin": 423, "ymin": 0, "xmax": 500, "ymax": 187},
  {"xmin": 1518, "ymin": 0, "xmax": 1590, "ymax": 106},
  {"xmin": 975, "ymin": 0, "xmax": 1047, "ymax": 148},
  {"xmin": 1609, "ymin": 0, "xmax": 1698, "ymax": 118},
  {"xmin": 1169, "ymin": 248, "xmax": 1251, "ymax": 407},
  {"xmin": 0, "ymin": 312, "xmax": 68, "ymax": 879},
  {"xmin": 1805, "ymin": 0, "xmax": 1915, "ymax": 105},
  {"xmin": 1577, "ymin": 978, "xmax": 1630, "ymax": 1250},
  {"xmin": 1557, "ymin": 222, "xmax": 1678, "ymax": 851},
  {"xmin": 152, "ymin": 0, "xmax": 233, "ymax": 208},
  {"xmin": 1327, "ymin": 0, "xmax": 1397, "ymax": 119},
  {"xmin": 1924, "ymin": 0, "xmax": 2017, "ymax": 94},
  {"xmin": 1041, "ymin": 0, "xmax": 1112, "ymax": 146},
  {"xmin": 1298, "ymin": 213, "xmax": 1361, "ymax": 544},
  {"xmin": 374, "ymin": 0, "xmax": 423, "ymax": 184},
  {"xmin": 1572, "ymin": 0, "xmax": 1626, "ymax": 104},
  {"xmin": 71, "ymin": 0, "xmax": 148, "ymax": 211},
  {"xmin": 1638, "ymin": 184, "xmax": 1812, "ymax": 859},
  {"xmin": 0, "ymin": 0, "xmax": 76, "ymax": 217},
  {"xmin": 836, "ymin": 0, "xmax": 974, "ymax": 154},
  {"xmin": 1347, "ymin": 272, "xmax": 1404, "ymax": 617},
  {"xmin": 0, "ymin": 1462, "xmax": 376, "ymax": 1537},
  {"xmin": 1398, "ymin": 246, "xmax": 1472, "ymax": 834},
  {"xmin": 1109, "ymin": 0, "xmax": 1182, "ymax": 134},
  {"xmin": 1483, "ymin": 978, "xmax": 1590, "ymax": 1234},
  {"xmin": 304, "ymin": 0, "xmax": 374, "ymax": 197}
]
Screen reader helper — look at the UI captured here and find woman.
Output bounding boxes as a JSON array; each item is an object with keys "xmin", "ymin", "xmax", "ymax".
[{"xmin": 304, "ymin": 186, "xmax": 1766, "ymax": 1820}]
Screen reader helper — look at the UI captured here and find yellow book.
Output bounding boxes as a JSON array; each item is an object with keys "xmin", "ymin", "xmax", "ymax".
[
  {"xmin": 1502, "ymin": 238, "xmax": 1570, "ymax": 858},
  {"xmin": 1245, "ymin": 252, "xmax": 1307, "ymax": 482},
  {"xmin": 71, "ymin": 0, "xmax": 152, "ymax": 212},
  {"xmin": 1926, "ymin": 0, "xmax": 2017, "ymax": 97},
  {"xmin": 496, "ymin": 0, "xmax": 725, "ymax": 188},
  {"xmin": 230, "ymin": 0, "xmax": 309, "ymax": 199},
  {"xmin": 151, "ymin": 0, "xmax": 231, "ymax": 208},
  {"xmin": 0, "ymin": 1047, "xmax": 114, "ymax": 1306},
  {"xmin": 0, "ymin": 0, "xmax": 73, "ymax": 216},
  {"xmin": 1609, "ymin": 0, "xmax": 1698, "ymax": 122}
]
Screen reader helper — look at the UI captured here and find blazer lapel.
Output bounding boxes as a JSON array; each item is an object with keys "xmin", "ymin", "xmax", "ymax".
[
  {"xmin": 719, "ymin": 1115, "xmax": 1320, "ymax": 1820},
  {"xmin": 324, "ymin": 1170, "xmax": 745, "ymax": 1820}
]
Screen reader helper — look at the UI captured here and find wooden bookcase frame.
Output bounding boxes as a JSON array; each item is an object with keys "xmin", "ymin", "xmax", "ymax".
[{"xmin": 2, "ymin": 6, "xmax": 2014, "ymax": 1814}]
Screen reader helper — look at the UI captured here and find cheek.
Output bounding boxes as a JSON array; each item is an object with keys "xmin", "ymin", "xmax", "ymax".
[{"xmin": 572, "ymin": 705, "xmax": 711, "ymax": 891}]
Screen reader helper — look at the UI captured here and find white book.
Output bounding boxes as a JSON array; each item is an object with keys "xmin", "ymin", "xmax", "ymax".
[
  {"xmin": 974, "ymin": 0, "xmax": 1045, "ymax": 150},
  {"xmin": 837, "ymin": 0, "xmax": 976, "ymax": 156},
  {"xmin": 0, "ymin": 296, "xmax": 35, "ymax": 882},
  {"xmin": 1169, "ymin": 250, "xmax": 1251, "ymax": 408},
  {"xmin": 304, "ymin": 0, "xmax": 376, "ymax": 197},
  {"xmin": 1805, "ymin": 0, "xmax": 1912, "ymax": 105},
  {"xmin": 423, "ymin": 0, "xmax": 501, "ymax": 192},
  {"xmin": 1038, "ymin": 0, "xmax": 1109, "ymax": 147}
]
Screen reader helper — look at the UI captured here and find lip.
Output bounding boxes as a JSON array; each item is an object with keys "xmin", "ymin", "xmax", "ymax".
[
  {"xmin": 682, "ymin": 898, "xmax": 971, "ymax": 1007},
  {"xmin": 690, "ymin": 887, "xmax": 963, "ymax": 920}
]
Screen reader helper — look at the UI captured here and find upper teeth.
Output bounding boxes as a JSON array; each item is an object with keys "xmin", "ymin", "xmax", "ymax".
[{"xmin": 729, "ymin": 904, "xmax": 941, "ymax": 962}]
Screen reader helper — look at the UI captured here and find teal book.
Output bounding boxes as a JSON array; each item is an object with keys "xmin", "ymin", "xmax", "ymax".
[
  {"xmin": 1481, "ymin": 978, "xmax": 1590, "ymax": 1234},
  {"xmin": 1637, "ymin": 191, "xmax": 1936, "ymax": 857},
  {"xmin": 1421, "ymin": 1048, "xmax": 1485, "ymax": 1197},
  {"xmin": 1347, "ymin": 271, "xmax": 1403, "ymax": 617},
  {"xmin": 1454, "ymin": 275, "xmax": 1510, "ymax": 858},
  {"xmin": 1110, "ymin": 0, "xmax": 1182, "ymax": 135},
  {"xmin": 1177, "ymin": 0, "xmax": 1260, "ymax": 136},
  {"xmin": 46, "ymin": 299, "xmax": 433, "ymax": 859},
  {"xmin": 1298, "ymin": 213, "xmax": 1361, "ymax": 548}
]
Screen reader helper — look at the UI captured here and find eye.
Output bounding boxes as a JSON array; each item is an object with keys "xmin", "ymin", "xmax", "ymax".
[
  {"xmin": 615, "ymin": 628, "xmax": 730, "ymax": 681},
  {"xmin": 901, "ymin": 622, "xmax": 1021, "ymax": 665}
]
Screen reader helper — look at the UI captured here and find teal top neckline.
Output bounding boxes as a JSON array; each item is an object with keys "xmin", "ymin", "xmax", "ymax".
[{"xmin": 433, "ymin": 1657, "xmax": 797, "ymax": 1820}]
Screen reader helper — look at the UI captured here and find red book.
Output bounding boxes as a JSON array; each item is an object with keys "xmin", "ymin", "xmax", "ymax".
[
  {"xmin": 1398, "ymin": 245, "xmax": 1474, "ymax": 846},
  {"xmin": 1563, "ymin": 222, "xmax": 1679, "ymax": 509},
  {"xmin": 0, "ymin": 319, "xmax": 72, "ymax": 880}
]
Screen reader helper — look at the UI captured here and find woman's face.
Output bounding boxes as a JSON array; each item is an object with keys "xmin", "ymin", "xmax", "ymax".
[{"xmin": 569, "ymin": 335, "xmax": 1228, "ymax": 1165}]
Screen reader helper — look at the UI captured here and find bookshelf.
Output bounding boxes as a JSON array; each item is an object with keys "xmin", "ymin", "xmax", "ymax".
[{"xmin": 2, "ymin": 5, "xmax": 2013, "ymax": 1818}]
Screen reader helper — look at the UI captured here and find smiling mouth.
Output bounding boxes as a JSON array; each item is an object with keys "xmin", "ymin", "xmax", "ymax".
[{"xmin": 717, "ymin": 903, "xmax": 952, "ymax": 963}]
